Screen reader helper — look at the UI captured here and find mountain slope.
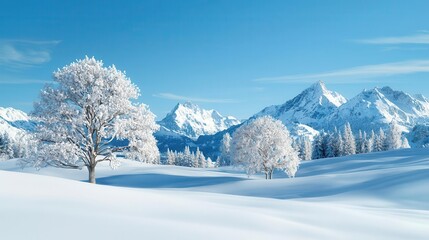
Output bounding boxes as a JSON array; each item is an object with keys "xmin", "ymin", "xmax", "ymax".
[
  {"xmin": 254, "ymin": 81, "xmax": 347, "ymax": 129},
  {"xmin": 0, "ymin": 107, "xmax": 33, "ymax": 140},
  {"xmin": 158, "ymin": 102, "xmax": 240, "ymax": 139},
  {"xmin": 333, "ymin": 87, "xmax": 429, "ymax": 132}
]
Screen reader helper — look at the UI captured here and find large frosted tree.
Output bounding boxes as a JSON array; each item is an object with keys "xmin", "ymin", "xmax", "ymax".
[
  {"xmin": 231, "ymin": 116, "xmax": 300, "ymax": 179},
  {"xmin": 28, "ymin": 57, "xmax": 160, "ymax": 183}
]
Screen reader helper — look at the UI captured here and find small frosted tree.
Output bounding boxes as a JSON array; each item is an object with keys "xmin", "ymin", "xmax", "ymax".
[
  {"xmin": 356, "ymin": 130, "xmax": 363, "ymax": 154},
  {"xmin": 299, "ymin": 137, "xmax": 312, "ymax": 161},
  {"xmin": 342, "ymin": 122, "xmax": 356, "ymax": 156},
  {"xmin": 374, "ymin": 128, "xmax": 385, "ymax": 152},
  {"xmin": 166, "ymin": 149, "xmax": 176, "ymax": 165},
  {"xmin": 197, "ymin": 148, "xmax": 207, "ymax": 168},
  {"xmin": 193, "ymin": 147, "xmax": 201, "ymax": 168},
  {"xmin": 401, "ymin": 137, "xmax": 410, "ymax": 149},
  {"xmin": 332, "ymin": 129, "xmax": 344, "ymax": 157},
  {"xmin": 27, "ymin": 57, "xmax": 160, "ymax": 183},
  {"xmin": 0, "ymin": 132, "xmax": 13, "ymax": 159},
  {"xmin": 231, "ymin": 116, "xmax": 300, "ymax": 179},
  {"xmin": 183, "ymin": 146, "xmax": 193, "ymax": 167},
  {"xmin": 386, "ymin": 122, "xmax": 402, "ymax": 150},
  {"xmin": 365, "ymin": 130, "xmax": 375, "ymax": 153},
  {"xmin": 220, "ymin": 132, "xmax": 232, "ymax": 166}
]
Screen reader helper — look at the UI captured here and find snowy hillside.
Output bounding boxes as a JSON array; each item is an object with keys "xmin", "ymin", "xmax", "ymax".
[
  {"xmin": 0, "ymin": 148, "xmax": 428, "ymax": 239},
  {"xmin": 254, "ymin": 81, "xmax": 347, "ymax": 129},
  {"xmin": 158, "ymin": 102, "xmax": 240, "ymax": 139},
  {"xmin": 0, "ymin": 107, "xmax": 33, "ymax": 140}
]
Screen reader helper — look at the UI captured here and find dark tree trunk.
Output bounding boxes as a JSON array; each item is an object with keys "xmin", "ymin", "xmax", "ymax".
[{"xmin": 88, "ymin": 165, "xmax": 96, "ymax": 184}]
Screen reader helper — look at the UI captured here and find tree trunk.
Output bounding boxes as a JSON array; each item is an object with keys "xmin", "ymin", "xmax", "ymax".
[
  {"xmin": 88, "ymin": 165, "xmax": 96, "ymax": 184},
  {"xmin": 265, "ymin": 172, "xmax": 268, "ymax": 179},
  {"xmin": 269, "ymin": 170, "xmax": 273, "ymax": 179}
]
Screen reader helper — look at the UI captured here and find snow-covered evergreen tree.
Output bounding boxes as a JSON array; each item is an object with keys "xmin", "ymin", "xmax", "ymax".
[
  {"xmin": 360, "ymin": 131, "xmax": 367, "ymax": 153},
  {"xmin": 312, "ymin": 133, "xmax": 326, "ymax": 160},
  {"xmin": 166, "ymin": 149, "xmax": 176, "ymax": 165},
  {"xmin": 206, "ymin": 157, "xmax": 215, "ymax": 168},
  {"xmin": 386, "ymin": 122, "xmax": 402, "ymax": 150},
  {"xmin": 215, "ymin": 156, "xmax": 221, "ymax": 167},
  {"xmin": 0, "ymin": 133, "xmax": 13, "ymax": 159},
  {"xmin": 26, "ymin": 57, "xmax": 160, "ymax": 183},
  {"xmin": 299, "ymin": 137, "xmax": 312, "ymax": 161},
  {"xmin": 401, "ymin": 137, "xmax": 410, "ymax": 149},
  {"xmin": 193, "ymin": 147, "xmax": 202, "ymax": 168},
  {"xmin": 231, "ymin": 116, "xmax": 300, "ymax": 179},
  {"xmin": 365, "ymin": 130, "xmax": 375, "ymax": 153},
  {"xmin": 374, "ymin": 128, "xmax": 385, "ymax": 152},
  {"xmin": 219, "ymin": 133, "xmax": 232, "ymax": 166},
  {"xmin": 331, "ymin": 129, "xmax": 344, "ymax": 157},
  {"xmin": 342, "ymin": 122, "xmax": 356, "ymax": 156},
  {"xmin": 183, "ymin": 146, "xmax": 192, "ymax": 167},
  {"xmin": 356, "ymin": 130, "xmax": 363, "ymax": 154}
]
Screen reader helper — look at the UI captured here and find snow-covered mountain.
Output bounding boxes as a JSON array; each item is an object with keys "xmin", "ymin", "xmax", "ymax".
[
  {"xmin": 158, "ymin": 102, "xmax": 241, "ymax": 139},
  {"xmin": 332, "ymin": 86, "xmax": 429, "ymax": 132},
  {"xmin": 254, "ymin": 81, "xmax": 347, "ymax": 129},
  {"xmin": 0, "ymin": 107, "xmax": 33, "ymax": 140}
]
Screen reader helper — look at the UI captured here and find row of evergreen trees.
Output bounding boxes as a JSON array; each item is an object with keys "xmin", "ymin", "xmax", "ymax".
[
  {"xmin": 165, "ymin": 146, "xmax": 215, "ymax": 168},
  {"xmin": 295, "ymin": 122, "xmax": 410, "ymax": 161}
]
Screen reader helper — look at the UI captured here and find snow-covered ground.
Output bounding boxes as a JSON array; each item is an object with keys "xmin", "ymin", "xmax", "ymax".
[{"xmin": 0, "ymin": 149, "xmax": 428, "ymax": 240}]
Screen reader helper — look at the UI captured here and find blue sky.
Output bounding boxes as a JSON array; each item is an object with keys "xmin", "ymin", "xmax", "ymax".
[{"xmin": 1, "ymin": 0, "xmax": 429, "ymax": 120}]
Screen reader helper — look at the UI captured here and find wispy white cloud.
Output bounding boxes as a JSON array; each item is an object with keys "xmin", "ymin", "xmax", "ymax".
[
  {"xmin": 0, "ymin": 78, "xmax": 51, "ymax": 85},
  {"xmin": 356, "ymin": 33, "xmax": 429, "ymax": 44},
  {"xmin": 254, "ymin": 60, "xmax": 429, "ymax": 83},
  {"xmin": 153, "ymin": 93, "xmax": 236, "ymax": 103},
  {"xmin": 0, "ymin": 39, "xmax": 60, "ymax": 68}
]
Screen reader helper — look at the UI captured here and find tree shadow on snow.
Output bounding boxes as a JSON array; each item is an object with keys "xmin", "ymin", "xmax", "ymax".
[{"xmin": 96, "ymin": 173, "xmax": 246, "ymax": 189}]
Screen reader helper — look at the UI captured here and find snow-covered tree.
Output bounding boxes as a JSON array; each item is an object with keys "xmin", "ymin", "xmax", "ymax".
[
  {"xmin": 312, "ymin": 132, "xmax": 329, "ymax": 159},
  {"xmin": 219, "ymin": 132, "xmax": 232, "ymax": 166},
  {"xmin": 231, "ymin": 116, "xmax": 300, "ymax": 179},
  {"xmin": 299, "ymin": 137, "xmax": 312, "ymax": 161},
  {"xmin": 365, "ymin": 130, "xmax": 375, "ymax": 153},
  {"xmin": 193, "ymin": 147, "xmax": 201, "ymax": 168},
  {"xmin": 0, "ymin": 132, "xmax": 13, "ymax": 159},
  {"xmin": 206, "ymin": 157, "xmax": 215, "ymax": 168},
  {"xmin": 401, "ymin": 137, "xmax": 410, "ymax": 149},
  {"xmin": 332, "ymin": 129, "xmax": 344, "ymax": 157},
  {"xmin": 27, "ymin": 57, "xmax": 160, "ymax": 183},
  {"xmin": 166, "ymin": 149, "xmax": 176, "ymax": 165},
  {"xmin": 386, "ymin": 122, "xmax": 402, "ymax": 150},
  {"xmin": 342, "ymin": 122, "xmax": 356, "ymax": 156},
  {"xmin": 374, "ymin": 128, "xmax": 385, "ymax": 152},
  {"xmin": 215, "ymin": 156, "xmax": 221, "ymax": 167},
  {"xmin": 186, "ymin": 146, "xmax": 194, "ymax": 167},
  {"xmin": 356, "ymin": 130, "xmax": 364, "ymax": 154},
  {"xmin": 197, "ymin": 148, "xmax": 207, "ymax": 168}
]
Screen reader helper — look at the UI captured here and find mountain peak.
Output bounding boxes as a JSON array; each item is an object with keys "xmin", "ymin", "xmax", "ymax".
[
  {"xmin": 159, "ymin": 102, "xmax": 240, "ymax": 139},
  {"xmin": 304, "ymin": 81, "xmax": 347, "ymax": 107},
  {"xmin": 310, "ymin": 80, "xmax": 327, "ymax": 92},
  {"xmin": 180, "ymin": 101, "xmax": 199, "ymax": 109},
  {"xmin": 254, "ymin": 81, "xmax": 347, "ymax": 129}
]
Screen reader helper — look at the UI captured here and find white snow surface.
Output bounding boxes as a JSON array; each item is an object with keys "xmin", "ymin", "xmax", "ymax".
[
  {"xmin": 0, "ymin": 148, "xmax": 428, "ymax": 240},
  {"xmin": 159, "ymin": 102, "xmax": 240, "ymax": 139}
]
